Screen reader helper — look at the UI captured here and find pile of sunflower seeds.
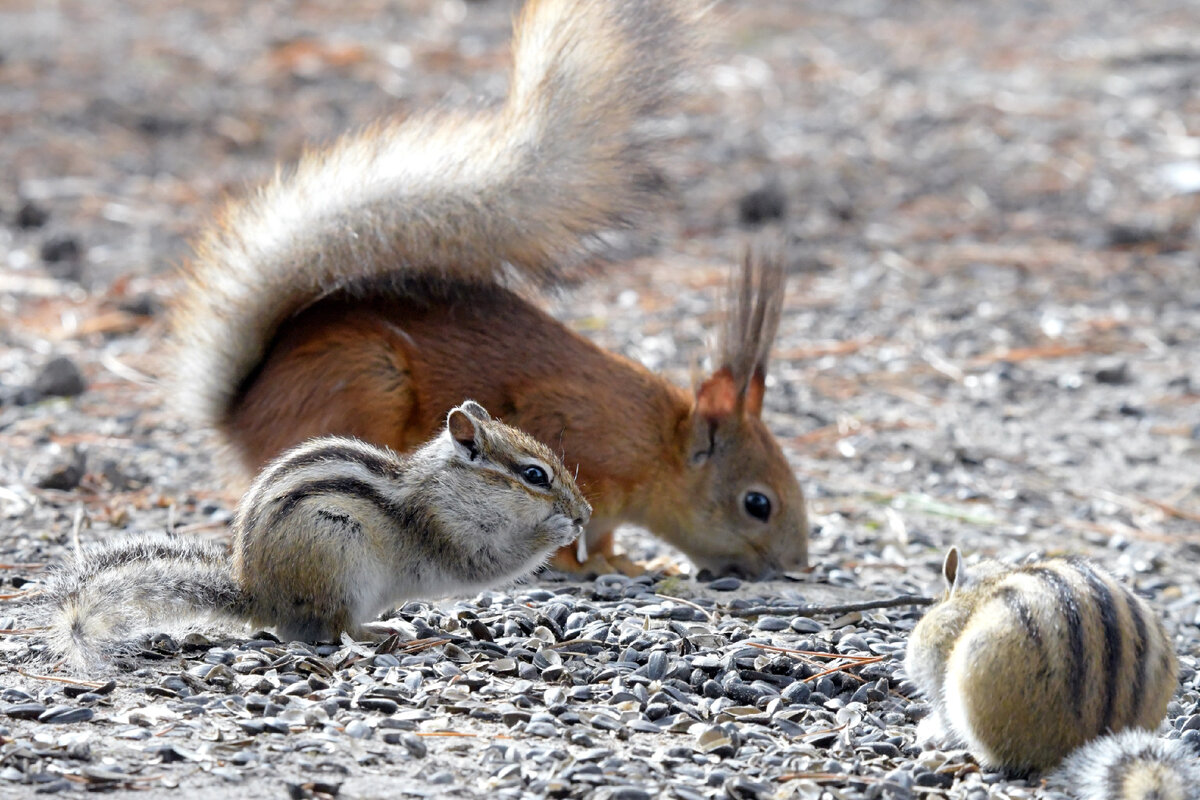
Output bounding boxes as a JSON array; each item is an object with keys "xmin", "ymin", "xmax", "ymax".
[{"xmin": 1, "ymin": 558, "xmax": 1198, "ymax": 798}]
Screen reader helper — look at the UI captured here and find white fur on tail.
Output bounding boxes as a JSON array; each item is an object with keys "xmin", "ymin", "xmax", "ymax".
[
  {"xmin": 32, "ymin": 535, "xmax": 244, "ymax": 671},
  {"xmin": 170, "ymin": 0, "xmax": 705, "ymax": 431}
]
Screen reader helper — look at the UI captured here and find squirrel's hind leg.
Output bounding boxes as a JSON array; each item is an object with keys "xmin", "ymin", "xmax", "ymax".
[{"xmin": 228, "ymin": 310, "xmax": 421, "ymax": 470}]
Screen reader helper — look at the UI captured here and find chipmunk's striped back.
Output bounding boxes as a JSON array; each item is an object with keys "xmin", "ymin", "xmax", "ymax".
[
  {"xmin": 232, "ymin": 435, "xmax": 411, "ymax": 546},
  {"xmin": 228, "ymin": 405, "xmax": 589, "ymax": 642},
  {"xmin": 1054, "ymin": 729, "xmax": 1200, "ymax": 800},
  {"xmin": 906, "ymin": 549, "xmax": 1178, "ymax": 775}
]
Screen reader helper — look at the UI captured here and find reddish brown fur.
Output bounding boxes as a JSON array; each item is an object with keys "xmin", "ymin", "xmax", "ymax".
[
  {"xmin": 231, "ymin": 282, "xmax": 692, "ymax": 527},
  {"xmin": 227, "ymin": 277, "xmax": 806, "ymax": 575},
  {"xmin": 173, "ymin": 0, "xmax": 808, "ymax": 576}
]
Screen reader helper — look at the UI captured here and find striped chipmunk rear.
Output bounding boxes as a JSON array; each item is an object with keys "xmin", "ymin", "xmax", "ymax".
[
  {"xmin": 1054, "ymin": 729, "xmax": 1200, "ymax": 800},
  {"xmin": 905, "ymin": 547, "xmax": 1179, "ymax": 777}
]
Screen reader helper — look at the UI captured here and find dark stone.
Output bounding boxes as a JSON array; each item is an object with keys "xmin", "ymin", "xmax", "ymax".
[
  {"xmin": 35, "ymin": 448, "xmax": 86, "ymax": 491},
  {"xmin": 607, "ymin": 789, "xmax": 651, "ymax": 800},
  {"xmin": 780, "ymin": 680, "xmax": 811, "ymax": 704},
  {"xmin": 117, "ymin": 293, "xmax": 161, "ymax": 317},
  {"xmin": 34, "ymin": 778, "xmax": 72, "ymax": 794},
  {"xmin": 721, "ymin": 679, "xmax": 767, "ymax": 706},
  {"xmin": 16, "ymin": 200, "xmax": 49, "ymax": 229},
  {"xmin": 866, "ymin": 741, "xmax": 901, "ymax": 757},
  {"xmin": 738, "ymin": 184, "xmax": 787, "ymax": 226},
  {"xmin": 40, "ymin": 235, "xmax": 80, "ymax": 264},
  {"xmin": 34, "ymin": 356, "xmax": 86, "ymax": 398},
  {"xmin": 1093, "ymin": 363, "xmax": 1130, "ymax": 385},
  {"xmin": 357, "ymin": 697, "xmax": 398, "ymax": 714},
  {"xmin": 144, "ymin": 743, "xmax": 190, "ymax": 762},
  {"xmin": 1104, "ymin": 223, "xmax": 1160, "ymax": 248},
  {"xmin": 286, "ymin": 781, "xmax": 342, "ymax": 799},
  {"xmin": 707, "ymin": 576, "xmax": 742, "ymax": 591},
  {"xmin": 1118, "ymin": 403, "xmax": 1144, "ymax": 418},
  {"xmin": 399, "ymin": 732, "xmax": 427, "ymax": 758},
  {"xmin": 3, "ymin": 703, "xmax": 48, "ymax": 720},
  {"xmin": 38, "ymin": 706, "xmax": 94, "ymax": 724},
  {"xmin": 913, "ymin": 770, "xmax": 953, "ymax": 788},
  {"xmin": 501, "ymin": 709, "xmax": 531, "ymax": 728},
  {"xmin": 724, "ymin": 775, "xmax": 771, "ymax": 800},
  {"xmin": 850, "ymin": 684, "xmax": 872, "ymax": 704}
]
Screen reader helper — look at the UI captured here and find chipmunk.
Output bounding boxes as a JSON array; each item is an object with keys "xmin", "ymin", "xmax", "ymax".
[
  {"xmin": 1053, "ymin": 729, "xmax": 1200, "ymax": 800},
  {"xmin": 35, "ymin": 401, "xmax": 590, "ymax": 669},
  {"xmin": 167, "ymin": 0, "xmax": 809, "ymax": 578},
  {"xmin": 905, "ymin": 547, "xmax": 1179, "ymax": 777}
]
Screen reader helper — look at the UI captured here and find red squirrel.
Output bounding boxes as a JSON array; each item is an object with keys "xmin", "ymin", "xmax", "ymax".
[{"xmin": 169, "ymin": 0, "xmax": 808, "ymax": 577}]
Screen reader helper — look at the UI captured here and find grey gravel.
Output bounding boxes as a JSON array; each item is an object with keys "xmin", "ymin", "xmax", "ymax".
[{"xmin": 3, "ymin": 0, "xmax": 1200, "ymax": 798}]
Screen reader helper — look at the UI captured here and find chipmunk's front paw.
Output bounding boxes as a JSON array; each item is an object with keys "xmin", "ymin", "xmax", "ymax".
[{"xmin": 543, "ymin": 515, "xmax": 584, "ymax": 549}]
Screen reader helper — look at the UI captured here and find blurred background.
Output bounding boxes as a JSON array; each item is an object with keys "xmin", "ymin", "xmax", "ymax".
[{"xmin": 1, "ymin": 0, "xmax": 1198, "ymax": 573}]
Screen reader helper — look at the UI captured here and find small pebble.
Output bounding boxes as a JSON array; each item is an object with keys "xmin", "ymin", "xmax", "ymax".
[
  {"xmin": 38, "ymin": 707, "xmax": 94, "ymax": 724},
  {"xmin": 16, "ymin": 200, "xmax": 49, "ymax": 229},
  {"xmin": 737, "ymin": 184, "xmax": 787, "ymax": 226},
  {"xmin": 755, "ymin": 616, "xmax": 790, "ymax": 632},
  {"xmin": 4, "ymin": 703, "xmax": 48, "ymax": 720},
  {"xmin": 40, "ymin": 235, "xmax": 81, "ymax": 264},
  {"xmin": 343, "ymin": 720, "xmax": 372, "ymax": 739},
  {"xmin": 708, "ymin": 576, "xmax": 742, "ymax": 591}
]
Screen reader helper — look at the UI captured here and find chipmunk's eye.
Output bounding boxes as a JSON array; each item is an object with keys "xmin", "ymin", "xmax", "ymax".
[
  {"xmin": 519, "ymin": 464, "xmax": 550, "ymax": 488},
  {"xmin": 743, "ymin": 491, "xmax": 771, "ymax": 522}
]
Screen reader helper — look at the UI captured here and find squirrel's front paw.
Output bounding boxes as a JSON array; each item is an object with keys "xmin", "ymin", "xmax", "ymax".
[{"xmin": 549, "ymin": 543, "xmax": 656, "ymax": 578}]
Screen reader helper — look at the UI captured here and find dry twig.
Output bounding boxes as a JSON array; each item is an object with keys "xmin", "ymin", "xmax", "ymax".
[
  {"xmin": 722, "ymin": 594, "xmax": 932, "ymax": 618},
  {"xmin": 801, "ymin": 655, "xmax": 885, "ymax": 684},
  {"xmin": 742, "ymin": 642, "xmax": 878, "ymax": 662},
  {"xmin": 654, "ymin": 592, "xmax": 716, "ymax": 622},
  {"xmin": 17, "ymin": 669, "xmax": 109, "ymax": 689}
]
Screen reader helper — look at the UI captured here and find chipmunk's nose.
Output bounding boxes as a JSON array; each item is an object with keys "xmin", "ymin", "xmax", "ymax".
[{"xmin": 574, "ymin": 500, "xmax": 592, "ymax": 528}]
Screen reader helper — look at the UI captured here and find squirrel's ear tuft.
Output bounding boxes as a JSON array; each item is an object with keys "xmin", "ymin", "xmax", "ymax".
[
  {"xmin": 456, "ymin": 400, "xmax": 491, "ymax": 422},
  {"xmin": 447, "ymin": 408, "xmax": 481, "ymax": 459},
  {"xmin": 707, "ymin": 247, "xmax": 785, "ymax": 421},
  {"xmin": 943, "ymin": 547, "xmax": 962, "ymax": 594},
  {"xmin": 694, "ymin": 367, "xmax": 740, "ymax": 424}
]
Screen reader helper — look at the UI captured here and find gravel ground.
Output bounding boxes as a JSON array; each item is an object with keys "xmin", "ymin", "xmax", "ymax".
[{"xmin": 2, "ymin": 0, "xmax": 1199, "ymax": 797}]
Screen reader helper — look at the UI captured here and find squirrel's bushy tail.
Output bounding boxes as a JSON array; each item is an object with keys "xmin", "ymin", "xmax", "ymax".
[
  {"xmin": 171, "ymin": 0, "xmax": 706, "ymax": 430},
  {"xmin": 34, "ymin": 535, "xmax": 245, "ymax": 671}
]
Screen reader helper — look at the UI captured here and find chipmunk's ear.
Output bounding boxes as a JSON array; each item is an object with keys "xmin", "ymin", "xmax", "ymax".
[
  {"xmin": 447, "ymin": 406, "xmax": 482, "ymax": 460},
  {"xmin": 456, "ymin": 400, "xmax": 491, "ymax": 422},
  {"xmin": 943, "ymin": 547, "xmax": 962, "ymax": 595}
]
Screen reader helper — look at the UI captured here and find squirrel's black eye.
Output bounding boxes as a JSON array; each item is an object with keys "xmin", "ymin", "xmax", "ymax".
[
  {"xmin": 743, "ymin": 491, "xmax": 771, "ymax": 522},
  {"xmin": 519, "ymin": 464, "xmax": 550, "ymax": 488}
]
